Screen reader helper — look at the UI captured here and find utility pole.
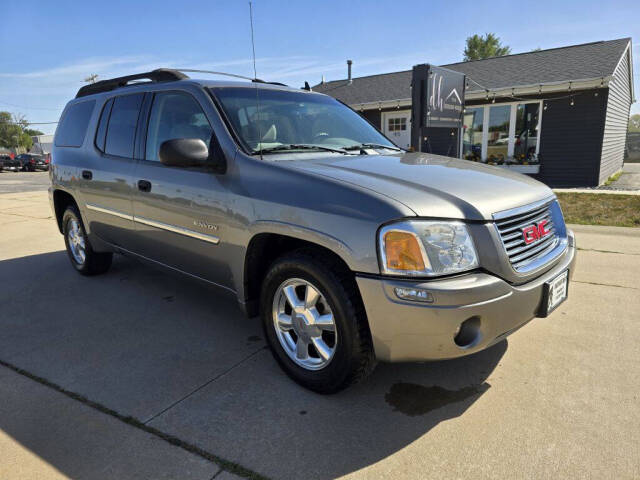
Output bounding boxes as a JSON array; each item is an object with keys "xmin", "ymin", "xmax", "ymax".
[{"xmin": 83, "ymin": 74, "xmax": 98, "ymax": 84}]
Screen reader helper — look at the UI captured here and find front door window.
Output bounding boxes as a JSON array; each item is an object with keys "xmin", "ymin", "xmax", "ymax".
[{"xmin": 145, "ymin": 92, "xmax": 212, "ymax": 162}]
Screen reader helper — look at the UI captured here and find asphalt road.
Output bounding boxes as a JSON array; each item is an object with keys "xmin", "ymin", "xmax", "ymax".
[
  {"xmin": 0, "ymin": 187, "xmax": 639, "ymax": 479},
  {"xmin": 0, "ymin": 170, "xmax": 51, "ymax": 193}
]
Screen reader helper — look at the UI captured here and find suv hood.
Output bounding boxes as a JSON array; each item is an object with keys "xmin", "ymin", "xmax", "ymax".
[{"xmin": 286, "ymin": 152, "xmax": 554, "ymax": 221}]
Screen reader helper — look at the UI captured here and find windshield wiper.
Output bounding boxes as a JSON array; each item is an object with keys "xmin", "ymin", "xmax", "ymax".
[
  {"xmin": 253, "ymin": 144, "xmax": 353, "ymax": 155},
  {"xmin": 344, "ymin": 142, "xmax": 403, "ymax": 152}
]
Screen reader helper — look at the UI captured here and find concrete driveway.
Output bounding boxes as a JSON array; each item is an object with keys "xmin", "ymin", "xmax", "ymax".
[
  {"xmin": 613, "ymin": 163, "xmax": 640, "ymax": 189},
  {"xmin": 0, "ymin": 170, "xmax": 51, "ymax": 193},
  {"xmin": 0, "ymin": 186, "xmax": 639, "ymax": 479}
]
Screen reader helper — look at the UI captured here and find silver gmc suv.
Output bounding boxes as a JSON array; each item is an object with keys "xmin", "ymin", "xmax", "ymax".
[{"xmin": 50, "ymin": 69, "xmax": 576, "ymax": 393}]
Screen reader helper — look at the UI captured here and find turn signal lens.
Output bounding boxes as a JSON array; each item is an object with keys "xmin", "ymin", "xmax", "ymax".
[
  {"xmin": 379, "ymin": 221, "xmax": 479, "ymax": 277},
  {"xmin": 383, "ymin": 231, "xmax": 426, "ymax": 272}
]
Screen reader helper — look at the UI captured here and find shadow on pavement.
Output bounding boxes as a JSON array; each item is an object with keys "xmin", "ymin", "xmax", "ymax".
[{"xmin": 0, "ymin": 250, "xmax": 505, "ymax": 480}]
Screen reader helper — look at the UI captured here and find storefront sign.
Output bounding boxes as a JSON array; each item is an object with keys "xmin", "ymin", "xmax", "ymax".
[
  {"xmin": 424, "ymin": 65, "xmax": 465, "ymax": 128},
  {"xmin": 410, "ymin": 64, "xmax": 466, "ymax": 153}
]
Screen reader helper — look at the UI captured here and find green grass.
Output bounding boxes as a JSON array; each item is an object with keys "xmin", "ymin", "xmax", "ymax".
[
  {"xmin": 556, "ymin": 192, "xmax": 640, "ymax": 227},
  {"xmin": 603, "ymin": 171, "xmax": 623, "ymax": 186}
]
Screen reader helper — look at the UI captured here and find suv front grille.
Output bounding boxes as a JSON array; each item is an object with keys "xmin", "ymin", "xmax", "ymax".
[{"xmin": 495, "ymin": 201, "xmax": 560, "ymax": 272}]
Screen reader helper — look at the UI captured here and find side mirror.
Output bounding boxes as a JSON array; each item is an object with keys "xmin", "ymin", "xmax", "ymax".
[
  {"xmin": 159, "ymin": 138, "xmax": 209, "ymax": 167},
  {"xmin": 159, "ymin": 137, "xmax": 227, "ymax": 173}
]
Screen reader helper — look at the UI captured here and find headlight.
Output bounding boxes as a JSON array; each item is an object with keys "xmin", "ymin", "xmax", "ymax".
[{"xmin": 379, "ymin": 221, "xmax": 479, "ymax": 276}]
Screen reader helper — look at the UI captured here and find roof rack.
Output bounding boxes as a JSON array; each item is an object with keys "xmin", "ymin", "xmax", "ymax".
[
  {"xmin": 75, "ymin": 68, "xmax": 289, "ymax": 98},
  {"xmin": 75, "ymin": 69, "xmax": 188, "ymax": 98},
  {"xmin": 176, "ymin": 69, "xmax": 287, "ymax": 86}
]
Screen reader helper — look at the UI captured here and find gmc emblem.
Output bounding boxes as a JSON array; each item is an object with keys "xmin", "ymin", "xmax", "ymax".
[{"xmin": 522, "ymin": 220, "xmax": 551, "ymax": 244}]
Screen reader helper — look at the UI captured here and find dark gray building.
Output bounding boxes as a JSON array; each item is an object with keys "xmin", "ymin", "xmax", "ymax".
[{"xmin": 315, "ymin": 38, "xmax": 635, "ymax": 187}]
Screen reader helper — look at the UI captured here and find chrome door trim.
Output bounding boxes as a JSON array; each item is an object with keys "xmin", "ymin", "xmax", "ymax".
[
  {"xmin": 134, "ymin": 215, "xmax": 220, "ymax": 244},
  {"xmin": 85, "ymin": 203, "xmax": 220, "ymax": 245},
  {"xmin": 86, "ymin": 203, "xmax": 134, "ymax": 221}
]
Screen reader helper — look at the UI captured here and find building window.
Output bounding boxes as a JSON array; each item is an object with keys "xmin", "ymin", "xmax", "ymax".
[
  {"xmin": 486, "ymin": 105, "xmax": 510, "ymax": 164},
  {"xmin": 462, "ymin": 107, "xmax": 483, "ymax": 161},
  {"xmin": 460, "ymin": 100, "xmax": 542, "ymax": 171},
  {"xmin": 514, "ymin": 103, "xmax": 540, "ymax": 164},
  {"xmin": 388, "ymin": 117, "xmax": 406, "ymax": 131}
]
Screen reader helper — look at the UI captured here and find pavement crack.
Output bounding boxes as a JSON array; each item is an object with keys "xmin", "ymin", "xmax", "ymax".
[
  {"xmin": 211, "ymin": 469, "xmax": 226, "ymax": 479},
  {"xmin": 577, "ymin": 247, "xmax": 640, "ymax": 256},
  {"xmin": 0, "ymin": 358, "xmax": 269, "ymax": 480},
  {"xmin": 0, "ymin": 210, "xmax": 53, "ymax": 220},
  {"xmin": 574, "ymin": 280, "xmax": 638, "ymax": 290},
  {"xmin": 143, "ymin": 346, "xmax": 268, "ymax": 425}
]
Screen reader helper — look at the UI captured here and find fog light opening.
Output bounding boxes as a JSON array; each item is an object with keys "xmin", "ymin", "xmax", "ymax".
[{"xmin": 454, "ymin": 316, "xmax": 481, "ymax": 348}]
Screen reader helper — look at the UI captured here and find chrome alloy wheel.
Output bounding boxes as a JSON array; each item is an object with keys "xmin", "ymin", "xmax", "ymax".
[
  {"xmin": 67, "ymin": 218, "xmax": 86, "ymax": 265},
  {"xmin": 272, "ymin": 278, "xmax": 338, "ymax": 370}
]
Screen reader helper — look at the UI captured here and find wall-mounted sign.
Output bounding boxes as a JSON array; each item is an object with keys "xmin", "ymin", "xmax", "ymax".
[
  {"xmin": 411, "ymin": 64, "xmax": 466, "ymax": 154},
  {"xmin": 425, "ymin": 65, "xmax": 465, "ymax": 128}
]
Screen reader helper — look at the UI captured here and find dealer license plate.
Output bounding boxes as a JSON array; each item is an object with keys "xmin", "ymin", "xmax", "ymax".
[{"xmin": 541, "ymin": 270, "xmax": 568, "ymax": 316}]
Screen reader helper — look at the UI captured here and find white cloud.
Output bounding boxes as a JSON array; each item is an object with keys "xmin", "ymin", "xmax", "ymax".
[{"xmin": 0, "ymin": 55, "xmax": 153, "ymax": 79}]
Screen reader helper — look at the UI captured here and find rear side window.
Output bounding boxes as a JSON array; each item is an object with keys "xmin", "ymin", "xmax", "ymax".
[
  {"xmin": 95, "ymin": 98, "xmax": 114, "ymax": 152},
  {"xmin": 104, "ymin": 93, "xmax": 144, "ymax": 158},
  {"xmin": 55, "ymin": 100, "xmax": 96, "ymax": 147}
]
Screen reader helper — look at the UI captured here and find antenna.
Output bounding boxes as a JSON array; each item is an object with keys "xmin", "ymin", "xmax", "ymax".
[
  {"xmin": 249, "ymin": 1, "xmax": 258, "ymax": 80},
  {"xmin": 248, "ymin": 1, "xmax": 262, "ymax": 160}
]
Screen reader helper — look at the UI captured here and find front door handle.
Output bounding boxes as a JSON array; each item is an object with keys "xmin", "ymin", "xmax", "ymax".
[
  {"xmin": 82, "ymin": 170, "xmax": 92, "ymax": 180},
  {"xmin": 138, "ymin": 180, "xmax": 152, "ymax": 192}
]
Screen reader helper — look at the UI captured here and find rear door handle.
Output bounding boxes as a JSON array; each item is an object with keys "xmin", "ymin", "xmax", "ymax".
[
  {"xmin": 82, "ymin": 170, "xmax": 92, "ymax": 180},
  {"xmin": 138, "ymin": 180, "xmax": 152, "ymax": 192}
]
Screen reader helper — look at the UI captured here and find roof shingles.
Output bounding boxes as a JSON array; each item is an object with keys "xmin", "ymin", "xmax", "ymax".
[{"xmin": 314, "ymin": 38, "xmax": 631, "ymax": 105}]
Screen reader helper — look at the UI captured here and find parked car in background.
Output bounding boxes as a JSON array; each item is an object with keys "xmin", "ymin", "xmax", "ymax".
[
  {"xmin": 1, "ymin": 154, "xmax": 22, "ymax": 171},
  {"xmin": 16, "ymin": 153, "xmax": 49, "ymax": 171}
]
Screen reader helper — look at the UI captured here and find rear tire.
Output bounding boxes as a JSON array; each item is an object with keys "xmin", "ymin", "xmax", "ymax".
[
  {"xmin": 260, "ymin": 249, "xmax": 376, "ymax": 393},
  {"xmin": 62, "ymin": 205, "xmax": 112, "ymax": 276}
]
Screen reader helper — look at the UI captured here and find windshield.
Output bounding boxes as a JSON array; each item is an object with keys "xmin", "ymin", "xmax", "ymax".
[{"xmin": 210, "ymin": 87, "xmax": 396, "ymax": 155}]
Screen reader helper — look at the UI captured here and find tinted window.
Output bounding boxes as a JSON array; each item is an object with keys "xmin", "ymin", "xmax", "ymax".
[
  {"xmin": 95, "ymin": 98, "xmax": 114, "ymax": 152},
  {"xmin": 105, "ymin": 93, "xmax": 144, "ymax": 158},
  {"xmin": 145, "ymin": 92, "xmax": 212, "ymax": 162},
  {"xmin": 55, "ymin": 100, "xmax": 96, "ymax": 147}
]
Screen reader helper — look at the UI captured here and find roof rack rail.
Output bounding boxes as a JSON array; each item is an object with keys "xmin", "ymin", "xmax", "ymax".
[
  {"xmin": 175, "ymin": 69, "xmax": 288, "ymax": 87},
  {"xmin": 76, "ymin": 68, "xmax": 188, "ymax": 98},
  {"xmin": 75, "ymin": 68, "xmax": 290, "ymax": 98}
]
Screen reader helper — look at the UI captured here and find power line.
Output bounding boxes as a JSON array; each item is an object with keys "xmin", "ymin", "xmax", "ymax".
[
  {"xmin": 2, "ymin": 121, "xmax": 58, "ymax": 125},
  {"xmin": 0, "ymin": 100, "xmax": 61, "ymax": 111}
]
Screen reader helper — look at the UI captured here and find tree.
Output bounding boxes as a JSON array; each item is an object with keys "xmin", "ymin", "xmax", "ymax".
[
  {"xmin": 629, "ymin": 114, "xmax": 640, "ymax": 133},
  {"xmin": 25, "ymin": 128, "xmax": 44, "ymax": 136},
  {"xmin": 464, "ymin": 33, "xmax": 511, "ymax": 61},
  {"xmin": 0, "ymin": 111, "xmax": 34, "ymax": 150}
]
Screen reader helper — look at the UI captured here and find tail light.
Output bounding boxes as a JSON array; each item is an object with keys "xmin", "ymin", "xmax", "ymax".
[{"xmin": 30, "ymin": 158, "xmax": 35, "ymax": 164}]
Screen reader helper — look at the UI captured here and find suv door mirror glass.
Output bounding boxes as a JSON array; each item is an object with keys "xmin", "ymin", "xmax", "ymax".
[{"xmin": 159, "ymin": 138, "xmax": 209, "ymax": 167}]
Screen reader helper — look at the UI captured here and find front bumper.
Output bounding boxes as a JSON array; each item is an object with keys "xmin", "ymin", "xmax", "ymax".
[{"xmin": 356, "ymin": 230, "xmax": 576, "ymax": 362}]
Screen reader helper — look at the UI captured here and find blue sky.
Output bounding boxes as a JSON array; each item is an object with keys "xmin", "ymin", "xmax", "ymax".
[{"xmin": 1, "ymin": 0, "xmax": 638, "ymax": 134}]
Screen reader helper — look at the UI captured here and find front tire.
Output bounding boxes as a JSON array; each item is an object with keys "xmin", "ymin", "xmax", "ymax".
[
  {"xmin": 62, "ymin": 205, "xmax": 112, "ymax": 275},
  {"xmin": 260, "ymin": 249, "xmax": 376, "ymax": 393}
]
